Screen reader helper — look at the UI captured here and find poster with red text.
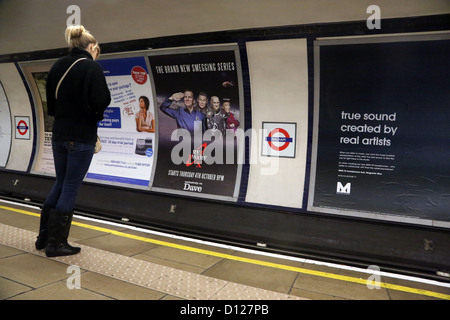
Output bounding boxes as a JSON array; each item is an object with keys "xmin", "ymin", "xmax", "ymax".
[
  {"xmin": 86, "ymin": 56, "xmax": 156, "ymax": 187},
  {"xmin": 148, "ymin": 47, "xmax": 244, "ymax": 201}
]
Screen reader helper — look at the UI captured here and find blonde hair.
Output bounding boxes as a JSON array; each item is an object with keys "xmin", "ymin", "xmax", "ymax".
[{"xmin": 65, "ymin": 25, "xmax": 100, "ymax": 55}]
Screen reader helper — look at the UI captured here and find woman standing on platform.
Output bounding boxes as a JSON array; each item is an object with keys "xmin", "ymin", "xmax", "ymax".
[{"xmin": 35, "ymin": 25, "xmax": 111, "ymax": 257}]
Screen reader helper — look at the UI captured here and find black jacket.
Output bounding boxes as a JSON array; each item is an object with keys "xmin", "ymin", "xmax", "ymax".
[{"xmin": 46, "ymin": 47, "xmax": 111, "ymax": 144}]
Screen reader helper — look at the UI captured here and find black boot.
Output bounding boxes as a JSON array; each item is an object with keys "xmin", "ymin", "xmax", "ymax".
[
  {"xmin": 35, "ymin": 203, "xmax": 52, "ymax": 250},
  {"xmin": 45, "ymin": 209, "xmax": 81, "ymax": 258}
]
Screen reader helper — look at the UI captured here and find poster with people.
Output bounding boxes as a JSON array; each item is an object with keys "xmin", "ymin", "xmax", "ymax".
[
  {"xmin": 309, "ymin": 35, "xmax": 450, "ymax": 223},
  {"xmin": 86, "ymin": 56, "xmax": 156, "ymax": 187},
  {"xmin": 148, "ymin": 46, "xmax": 244, "ymax": 200}
]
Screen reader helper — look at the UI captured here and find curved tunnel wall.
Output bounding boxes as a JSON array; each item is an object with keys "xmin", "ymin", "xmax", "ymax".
[{"xmin": 0, "ymin": 1, "xmax": 449, "ymax": 276}]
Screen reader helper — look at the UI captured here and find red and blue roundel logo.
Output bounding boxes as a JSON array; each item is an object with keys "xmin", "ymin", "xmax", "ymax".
[
  {"xmin": 16, "ymin": 120, "xmax": 29, "ymax": 135},
  {"xmin": 266, "ymin": 128, "xmax": 293, "ymax": 151}
]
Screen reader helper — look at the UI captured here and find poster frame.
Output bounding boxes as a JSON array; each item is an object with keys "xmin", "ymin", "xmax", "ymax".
[
  {"xmin": 18, "ymin": 59, "xmax": 56, "ymax": 176},
  {"xmin": 146, "ymin": 43, "xmax": 245, "ymax": 202},
  {"xmin": 0, "ymin": 81, "xmax": 12, "ymax": 167},
  {"xmin": 83, "ymin": 50, "xmax": 158, "ymax": 190},
  {"xmin": 307, "ymin": 31, "xmax": 450, "ymax": 228}
]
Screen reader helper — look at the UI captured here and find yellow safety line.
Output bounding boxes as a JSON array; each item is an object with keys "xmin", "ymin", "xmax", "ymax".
[{"xmin": 1, "ymin": 204, "xmax": 449, "ymax": 300}]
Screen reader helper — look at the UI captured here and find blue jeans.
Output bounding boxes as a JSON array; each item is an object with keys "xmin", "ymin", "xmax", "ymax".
[{"xmin": 45, "ymin": 141, "xmax": 95, "ymax": 214}]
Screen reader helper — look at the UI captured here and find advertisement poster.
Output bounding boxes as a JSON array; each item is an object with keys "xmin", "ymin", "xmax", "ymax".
[
  {"xmin": 148, "ymin": 47, "xmax": 243, "ymax": 200},
  {"xmin": 309, "ymin": 36, "xmax": 450, "ymax": 223},
  {"xmin": 29, "ymin": 67, "xmax": 55, "ymax": 175},
  {"xmin": 0, "ymin": 82, "xmax": 12, "ymax": 167},
  {"xmin": 86, "ymin": 56, "xmax": 156, "ymax": 186},
  {"xmin": 17, "ymin": 60, "xmax": 55, "ymax": 175}
]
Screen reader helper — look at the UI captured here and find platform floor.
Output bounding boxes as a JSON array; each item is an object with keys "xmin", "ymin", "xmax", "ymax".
[{"xmin": 1, "ymin": 200, "xmax": 449, "ymax": 301}]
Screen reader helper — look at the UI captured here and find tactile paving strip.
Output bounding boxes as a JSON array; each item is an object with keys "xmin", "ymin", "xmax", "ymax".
[{"xmin": 0, "ymin": 223, "xmax": 304, "ymax": 300}]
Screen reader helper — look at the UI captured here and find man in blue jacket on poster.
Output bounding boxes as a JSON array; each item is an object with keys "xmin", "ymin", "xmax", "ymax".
[{"xmin": 160, "ymin": 90, "xmax": 206, "ymax": 135}]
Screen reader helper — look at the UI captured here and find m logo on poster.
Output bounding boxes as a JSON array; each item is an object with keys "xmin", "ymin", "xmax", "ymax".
[{"xmin": 337, "ymin": 182, "xmax": 351, "ymax": 195}]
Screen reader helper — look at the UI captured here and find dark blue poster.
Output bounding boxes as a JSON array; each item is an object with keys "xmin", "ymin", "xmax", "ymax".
[{"xmin": 311, "ymin": 37, "xmax": 450, "ymax": 224}]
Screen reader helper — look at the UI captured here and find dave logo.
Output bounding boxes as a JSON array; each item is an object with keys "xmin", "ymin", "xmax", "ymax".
[{"xmin": 337, "ymin": 182, "xmax": 351, "ymax": 195}]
